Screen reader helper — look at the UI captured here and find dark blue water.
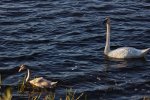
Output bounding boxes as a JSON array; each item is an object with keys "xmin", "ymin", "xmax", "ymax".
[{"xmin": 0, "ymin": 0, "xmax": 150, "ymax": 99}]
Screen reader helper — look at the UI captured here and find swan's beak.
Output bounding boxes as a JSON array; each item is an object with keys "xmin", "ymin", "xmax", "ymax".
[
  {"xmin": 103, "ymin": 18, "xmax": 107, "ymax": 25},
  {"xmin": 18, "ymin": 64, "xmax": 26, "ymax": 72},
  {"xmin": 103, "ymin": 17, "xmax": 110, "ymax": 25},
  {"xmin": 18, "ymin": 67, "xmax": 22, "ymax": 72}
]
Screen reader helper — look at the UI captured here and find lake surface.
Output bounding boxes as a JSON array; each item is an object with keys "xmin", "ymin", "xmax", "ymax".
[{"xmin": 0, "ymin": 0, "xmax": 150, "ymax": 99}]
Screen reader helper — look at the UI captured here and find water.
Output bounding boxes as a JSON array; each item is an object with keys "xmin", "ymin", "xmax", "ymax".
[{"xmin": 0, "ymin": 0, "xmax": 150, "ymax": 99}]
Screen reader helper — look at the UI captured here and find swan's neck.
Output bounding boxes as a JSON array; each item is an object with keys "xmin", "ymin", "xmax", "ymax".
[
  {"xmin": 26, "ymin": 69, "xmax": 30, "ymax": 82},
  {"xmin": 104, "ymin": 23, "xmax": 110, "ymax": 55}
]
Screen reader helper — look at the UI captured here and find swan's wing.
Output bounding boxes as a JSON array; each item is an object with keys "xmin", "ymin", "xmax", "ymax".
[
  {"xmin": 108, "ymin": 47, "xmax": 142, "ymax": 58},
  {"xmin": 31, "ymin": 77, "xmax": 44, "ymax": 82},
  {"xmin": 39, "ymin": 78, "xmax": 57, "ymax": 88},
  {"xmin": 29, "ymin": 77, "xmax": 45, "ymax": 88},
  {"xmin": 29, "ymin": 77, "xmax": 57, "ymax": 88}
]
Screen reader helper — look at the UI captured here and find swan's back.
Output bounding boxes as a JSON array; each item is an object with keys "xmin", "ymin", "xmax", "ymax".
[
  {"xmin": 107, "ymin": 47, "xmax": 144, "ymax": 59},
  {"xmin": 29, "ymin": 77, "xmax": 55, "ymax": 88}
]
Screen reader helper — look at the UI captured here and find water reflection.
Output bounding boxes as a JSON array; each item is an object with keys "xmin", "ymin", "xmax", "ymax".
[{"xmin": 103, "ymin": 57, "xmax": 148, "ymax": 71}]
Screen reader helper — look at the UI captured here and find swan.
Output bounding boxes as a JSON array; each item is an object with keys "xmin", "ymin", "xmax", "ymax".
[
  {"xmin": 104, "ymin": 17, "xmax": 150, "ymax": 59},
  {"xmin": 18, "ymin": 64, "xmax": 57, "ymax": 88}
]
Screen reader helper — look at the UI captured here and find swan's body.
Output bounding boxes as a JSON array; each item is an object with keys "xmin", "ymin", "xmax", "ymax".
[
  {"xmin": 19, "ymin": 65, "xmax": 57, "ymax": 88},
  {"xmin": 107, "ymin": 47, "xmax": 149, "ymax": 59},
  {"xmin": 104, "ymin": 17, "xmax": 150, "ymax": 59},
  {"xmin": 29, "ymin": 77, "xmax": 57, "ymax": 88}
]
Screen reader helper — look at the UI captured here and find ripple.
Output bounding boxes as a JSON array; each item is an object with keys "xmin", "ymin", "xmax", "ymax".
[{"xmin": 0, "ymin": 0, "xmax": 150, "ymax": 99}]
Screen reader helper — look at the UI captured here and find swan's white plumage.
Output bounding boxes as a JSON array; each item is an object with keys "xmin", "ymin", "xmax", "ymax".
[
  {"xmin": 108, "ymin": 47, "xmax": 144, "ymax": 58},
  {"xmin": 29, "ymin": 77, "xmax": 57, "ymax": 88},
  {"xmin": 104, "ymin": 17, "xmax": 150, "ymax": 59}
]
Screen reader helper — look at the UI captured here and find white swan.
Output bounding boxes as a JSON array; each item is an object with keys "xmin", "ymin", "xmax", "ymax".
[
  {"xmin": 18, "ymin": 64, "xmax": 57, "ymax": 88},
  {"xmin": 104, "ymin": 17, "xmax": 150, "ymax": 59}
]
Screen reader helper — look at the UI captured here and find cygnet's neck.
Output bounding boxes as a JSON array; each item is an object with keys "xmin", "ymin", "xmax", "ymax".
[{"xmin": 25, "ymin": 69, "xmax": 30, "ymax": 82}]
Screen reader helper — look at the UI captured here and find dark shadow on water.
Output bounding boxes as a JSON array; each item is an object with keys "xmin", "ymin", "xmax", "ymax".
[
  {"xmin": 104, "ymin": 54, "xmax": 147, "ymax": 62},
  {"xmin": 103, "ymin": 55, "xmax": 148, "ymax": 73}
]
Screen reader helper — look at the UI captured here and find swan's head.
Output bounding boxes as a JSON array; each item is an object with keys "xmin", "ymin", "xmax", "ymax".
[
  {"xmin": 103, "ymin": 17, "xmax": 110, "ymax": 25},
  {"xmin": 18, "ymin": 64, "xmax": 27, "ymax": 72}
]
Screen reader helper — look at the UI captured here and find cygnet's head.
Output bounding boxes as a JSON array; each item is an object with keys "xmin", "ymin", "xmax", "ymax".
[{"xmin": 18, "ymin": 64, "xmax": 27, "ymax": 72}]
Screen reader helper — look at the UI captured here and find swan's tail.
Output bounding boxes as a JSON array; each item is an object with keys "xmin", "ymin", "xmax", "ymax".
[
  {"xmin": 51, "ymin": 81, "xmax": 58, "ymax": 86},
  {"xmin": 141, "ymin": 48, "xmax": 150, "ymax": 56}
]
